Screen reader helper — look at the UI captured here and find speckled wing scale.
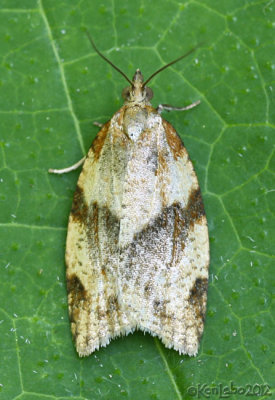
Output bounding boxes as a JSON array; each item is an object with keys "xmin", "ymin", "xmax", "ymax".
[{"xmin": 53, "ymin": 38, "xmax": 209, "ymax": 357}]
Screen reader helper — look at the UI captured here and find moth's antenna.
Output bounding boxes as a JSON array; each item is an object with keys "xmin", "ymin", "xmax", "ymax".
[
  {"xmin": 143, "ymin": 46, "xmax": 199, "ymax": 87},
  {"xmin": 86, "ymin": 32, "xmax": 132, "ymax": 85}
]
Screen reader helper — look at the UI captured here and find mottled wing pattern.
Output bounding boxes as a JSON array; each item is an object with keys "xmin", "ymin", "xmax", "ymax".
[
  {"xmin": 66, "ymin": 105, "xmax": 209, "ymax": 356},
  {"xmin": 118, "ymin": 117, "xmax": 209, "ymax": 356},
  {"xmin": 66, "ymin": 117, "xmax": 134, "ymax": 356}
]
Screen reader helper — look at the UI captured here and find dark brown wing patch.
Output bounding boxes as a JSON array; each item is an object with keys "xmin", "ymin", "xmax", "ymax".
[
  {"xmin": 186, "ymin": 187, "xmax": 205, "ymax": 228},
  {"xmin": 123, "ymin": 190, "xmax": 205, "ymax": 273},
  {"xmin": 67, "ymin": 274, "xmax": 89, "ymax": 336},
  {"xmin": 162, "ymin": 119, "xmax": 185, "ymax": 160},
  {"xmin": 92, "ymin": 121, "xmax": 110, "ymax": 160},
  {"xmin": 71, "ymin": 185, "xmax": 88, "ymax": 223},
  {"xmin": 188, "ymin": 277, "xmax": 208, "ymax": 322}
]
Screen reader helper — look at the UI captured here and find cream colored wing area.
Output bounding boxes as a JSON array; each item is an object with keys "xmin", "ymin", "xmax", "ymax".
[
  {"xmin": 117, "ymin": 112, "xmax": 198, "ymax": 248},
  {"xmin": 65, "ymin": 120, "xmax": 133, "ymax": 356},
  {"xmin": 118, "ymin": 120, "xmax": 210, "ymax": 356},
  {"xmin": 77, "ymin": 118, "xmax": 130, "ymax": 218},
  {"xmin": 118, "ymin": 207, "xmax": 209, "ymax": 355},
  {"xmin": 66, "ymin": 205, "xmax": 134, "ymax": 356}
]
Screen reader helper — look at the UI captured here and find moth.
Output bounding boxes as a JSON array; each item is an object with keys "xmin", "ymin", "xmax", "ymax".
[{"xmin": 49, "ymin": 34, "xmax": 210, "ymax": 357}]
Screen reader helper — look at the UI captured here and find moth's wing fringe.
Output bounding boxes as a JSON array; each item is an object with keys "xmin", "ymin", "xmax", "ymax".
[
  {"xmin": 77, "ymin": 326, "xmax": 136, "ymax": 357},
  {"xmin": 78, "ymin": 325, "xmax": 199, "ymax": 357}
]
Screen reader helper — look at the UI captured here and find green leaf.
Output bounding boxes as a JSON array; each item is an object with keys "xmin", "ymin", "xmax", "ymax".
[{"xmin": 0, "ymin": 1, "xmax": 274, "ymax": 399}]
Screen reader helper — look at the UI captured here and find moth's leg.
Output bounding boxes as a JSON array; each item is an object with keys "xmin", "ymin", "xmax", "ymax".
[
  {"xmin": 93, "ymin": 121, "xmax": 103, "ymax": 127},
  {"xmin": 48, "ymin": 156, "xmax": 86, "ymax": 174},
  {"xmin": 48, "ymin": 121, "xmax": 103, "ymax": 174},
  {"xmin": 157, "ymin": 100, "xmax": 200, "ymax": 114}
]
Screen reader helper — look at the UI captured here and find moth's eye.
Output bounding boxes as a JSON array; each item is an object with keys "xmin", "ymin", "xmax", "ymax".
[
  {"xmin": 122, "ymin": 87, "xmax": 131, "ymax": 100},
  {"xmin": 145, "ymin": 87, "xmax": 153, "ymax": 101}
]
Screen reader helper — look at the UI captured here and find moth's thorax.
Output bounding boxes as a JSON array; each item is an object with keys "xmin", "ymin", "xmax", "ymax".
[
  {"xmin": 120, "ymin": 69, "xmax": 156, "ymax": 141},
  {"xmin": 122, "ymin": 106, "xmax": 148, "ymax": 141},
  {"xmin": 122, "ymin": 69, "xmax": 153, "ymax": 106}
]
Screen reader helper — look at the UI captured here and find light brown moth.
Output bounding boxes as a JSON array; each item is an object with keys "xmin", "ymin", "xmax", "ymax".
[{"xmin": 49, "ymin": 34, "xmax": 210, "ymax": 357}]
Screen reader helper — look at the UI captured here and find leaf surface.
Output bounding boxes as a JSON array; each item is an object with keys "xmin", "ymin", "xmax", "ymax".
[{"xmin": 0, "ymin": 0, "xmax": 274, "ymax": 399}]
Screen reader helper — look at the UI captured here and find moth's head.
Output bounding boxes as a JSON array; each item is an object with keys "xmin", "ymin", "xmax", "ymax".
[
  {"xmin": 122, "ymin": 69, "xmax": 153, "ymax": 103},
  {"xmin": 85, "ymin": 32, "xmax": 198, "ymax": 106}
]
